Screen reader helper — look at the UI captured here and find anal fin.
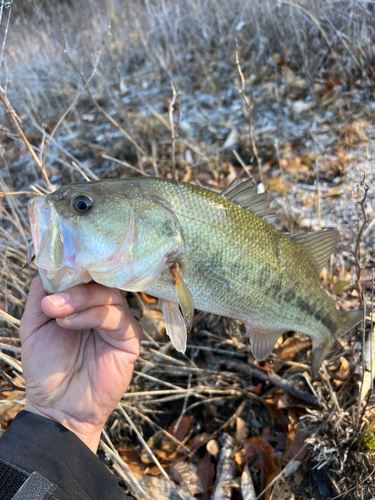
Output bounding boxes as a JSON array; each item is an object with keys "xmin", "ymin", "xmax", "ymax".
[
  {"xmin": 246, "ymin": 326, "xmax": 284, "ymax": 360},
  {"xmin": 161, "ymin": 300, "xmax": 187, "ymax": 353}
]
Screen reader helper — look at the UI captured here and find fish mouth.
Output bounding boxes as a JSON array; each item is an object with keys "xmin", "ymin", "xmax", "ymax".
[
  {"xmin": 28, "ymin": 196, "xmax": 50, "ymax": 255},
  {"xmin": 28, "ymin": 195, "xmax": 90, "ymax": 293}
]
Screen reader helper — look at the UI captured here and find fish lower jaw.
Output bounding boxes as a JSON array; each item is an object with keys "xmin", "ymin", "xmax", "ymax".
[{"xmin": 38, "ymin": 266, "xmax": 92, "ymax": 294}]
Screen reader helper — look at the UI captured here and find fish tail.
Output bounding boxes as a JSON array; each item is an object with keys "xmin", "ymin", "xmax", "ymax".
[{"xmin": 311, "ymin": 308, "xmax": 363, "ymax": 378}]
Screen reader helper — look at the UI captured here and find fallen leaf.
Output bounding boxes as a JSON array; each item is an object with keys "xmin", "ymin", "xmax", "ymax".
[
  {"xmin": 279, "ymin": 157, "xmax": 309, "ymax": 175},
  {"xmin": 154, "ymin": 448, "xmax": 183, "ymax": 462},
  {"xmin": 197, "ymin": 452, "xmax": 215, "ymax": 500},
  {"xmin": 260, "ymin": 427, "xmax": 287, "ymax": 451},
  {"xmin": 292, "ymin": 101, "xmax": 313, "ymax": 114},
  {"xmin": 281, "ymin": 67, "xmax": 307, "ymax": 89},
  {"xmin": 188, "ymin": 432, "xmax": 211, "ymax": 451},
  {"xmin": 276, "ymin": 338, "xmax": 311, "ymax": 360},
  {"xmin": 241, "ymin": 436, "xmax": 281, "ymax": 500},
  {"xmin": 331, "ymin": 356, "xmax": 350, "ymax": 381},
  {"xmin": 161, "ymin": 415, "xmax": 194, "ymax": 451},
  {"xmin": 282, "ymin": 422, "xmax": 309, "ymax": 465},
  {"xmin": 132, "ymin": 472, "xmax": 196, "ymax": 500},
  {"xmin": 206, "ymin": 439, "xmax": 220, "ymax": 458},
  {"xmin": 0, "ymin": 402, "xmax": 24, "ymax": 428},
  {"xmin": 141, "ymin": 430, "xmax": 163, "ymax": 463},
  {"xmin": 117, "ymin": 446, "xmax": 146, "ymax": 474},
  {"xmin": 171, "ymin": 461, "xmax": 204, "ymax": 496}
]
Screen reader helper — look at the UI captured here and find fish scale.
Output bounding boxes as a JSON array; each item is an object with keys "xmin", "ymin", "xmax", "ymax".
[
  {"xmin": 28, "ymin": 177, "xmax": 363, "ymax": 376},
  {"xmin": 145, "ymin": 180, "xmax": 336, "ymax": 332}
]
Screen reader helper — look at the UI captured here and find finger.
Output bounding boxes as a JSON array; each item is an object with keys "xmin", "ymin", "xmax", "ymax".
[
  {"xmin": 41, "ymin": 282, "xmax": 126, "ymax": 319},
  {"xmin": 20, "ymin": 275, "xmax": 49, "ymax": 343},
  {"xmin": 56, "ymin": 304, "xmax": 142, "ymax": 343}
]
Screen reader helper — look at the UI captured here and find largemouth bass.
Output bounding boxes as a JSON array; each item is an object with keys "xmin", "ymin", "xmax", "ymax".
[{"xmin": 28, "ymin": 177, "xmax": 363, "ymax": 376}]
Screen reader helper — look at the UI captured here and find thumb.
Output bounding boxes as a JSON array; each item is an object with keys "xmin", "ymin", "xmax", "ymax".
[{"xmin": 20, "ymin": 274, "xmax": 50, "ymax": 343}]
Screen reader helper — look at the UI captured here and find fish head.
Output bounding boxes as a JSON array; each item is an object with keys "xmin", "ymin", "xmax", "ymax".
[{"xmin": 28, "ymin": 181, "xmax": 183, "ymax": 294}]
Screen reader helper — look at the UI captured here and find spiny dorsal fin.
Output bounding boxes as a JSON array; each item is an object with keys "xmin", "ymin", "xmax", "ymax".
[
  {"xmin": 221, "ymin": 178, "xmax": 279, "ymax": 225},
  {"xmin": 289, "ymin": 229, "xmax": 340, "ymax": 273}
]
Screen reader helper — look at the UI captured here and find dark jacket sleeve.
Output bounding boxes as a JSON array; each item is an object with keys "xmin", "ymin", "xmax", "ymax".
[{"xmin": 0, "ymin": 411, "xmax": 129, "ymax": 500}]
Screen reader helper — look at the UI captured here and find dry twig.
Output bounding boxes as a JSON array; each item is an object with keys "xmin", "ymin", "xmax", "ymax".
[
  {"xmin": 168, "ymin": 82, "xmax": 180, "ymax": 180},
  {"xmin": 234, "ymin": 39, "xmax": 263, "ymax": 183},
  {"xmin": 215, "ymin": 356, "xmax": 318, "ymax": 406},
  {"xmin": 354, "ymin": 173, "xmax": 370, "ymax": 308}
]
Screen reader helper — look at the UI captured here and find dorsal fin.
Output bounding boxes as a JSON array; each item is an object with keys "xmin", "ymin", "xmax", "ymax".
[
  {"xmin": 289, "ymin": 229, "xmax": 340, "ymax": 272},
  {"xmin": 221, "ymin": 178, "xmax": 278, "ymax": 225}
]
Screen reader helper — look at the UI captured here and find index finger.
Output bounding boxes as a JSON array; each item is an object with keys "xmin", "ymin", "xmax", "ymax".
[{"xmin": 41, "ymin": 282, "xmax": 127, "ymax": 319}]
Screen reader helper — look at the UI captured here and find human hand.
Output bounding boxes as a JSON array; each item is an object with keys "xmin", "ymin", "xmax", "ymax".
[{"xmin": 20, "ymin": 275, "xmax": 142, "ymax": 453}]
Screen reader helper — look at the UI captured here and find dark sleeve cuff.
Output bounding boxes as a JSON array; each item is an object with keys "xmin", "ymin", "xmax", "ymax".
[{"xmin": 0, "ymin": 411, "xmax": 127, "ymax": 500}]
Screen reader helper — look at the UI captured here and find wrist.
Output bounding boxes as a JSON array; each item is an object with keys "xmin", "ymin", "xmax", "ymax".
[{"xmin": 25, "ymin": 401, "xmax": 103, "ymax": 453}]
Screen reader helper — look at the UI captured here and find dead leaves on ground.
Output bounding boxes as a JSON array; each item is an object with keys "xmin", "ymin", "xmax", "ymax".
[{"xmin": 114, "ymin": 334, "xmax": 325, "ymax": 499}]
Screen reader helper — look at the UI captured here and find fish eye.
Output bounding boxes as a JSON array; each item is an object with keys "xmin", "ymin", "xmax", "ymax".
[{"xmin": 72, "ymin": 194, "xmax": 93, "ymax": 214}]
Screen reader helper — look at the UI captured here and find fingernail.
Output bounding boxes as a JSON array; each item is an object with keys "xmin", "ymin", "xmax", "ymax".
[
  {"xmin": 65, "ymin": 313, "xmax": 78, "ymax": 320},
  {"xmin": 46, "ymin": 293, "xmax": 70, "ymax": 307}
]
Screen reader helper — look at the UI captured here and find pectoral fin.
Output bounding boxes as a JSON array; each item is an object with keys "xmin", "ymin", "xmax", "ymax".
[
  {"xmin": 161, "ymin": 300, "xmax": 187, "ymax": 353},
  {"xmin": 172, "ymin": 267, "xmax": 194, "ymax": 332},
  {"xmin": 246, "ymin": 326, "xmax": 284, "ymax": 360}
]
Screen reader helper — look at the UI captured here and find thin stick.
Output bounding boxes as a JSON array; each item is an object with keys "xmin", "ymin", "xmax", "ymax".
[
  {"xmin": 0, "ymin": 369, "xmax": 25, "ymax": 392},
  {"xmin": 42, "ymin": 47, "xmax": 106, "ymax": 167},
  {"xmin": 354, "ymin": 173, "xmax": 370, "ymax": 308},
  {"xmin": 63, "ymin": 38, "xmax": 154, "ymax": 166},
  {"xmin": 215, "ymin": 356, "xmax": 318, "ymax": 406},
  {"xmin": 280, "ymin": 0, "xmax": 334, "ymax": 52},
  {"xmin": 100, "ymin": 434, "xmax": 153, "ymax": 500},
  {"xmin": 0, "ymin": 91, "xmax": 51, "ymax": 188},
  {"xmin": 116, "ymin": 405, "xmax": 186, "ymax": 500},
  {"xmin": 234, "ymin": 39, "xmax": 263, "ymax": 184},
  {"xmin": 168, "ymin": 82, "xmax": 180, "ymax": 180},
  {"xmin": 330, "ymin": 469, "xmax": 375, "ymax": 500},
  {"xmin": 122, "ymin": 387, "xmax": 243, "ymax": 398},
  {"xmin": 176, "ymin": 400, "xmax": 247, "ymax": 465},
  {"xmin": 0, "ymin": 0, "xmax": 12, "ymax": 69},
  {"xmin": 102, "ymin": 154, "xmax": 150, "ymax": 176},
  {"xmin": 133, "ymin": 370, "xmax": 181, "ymax": 390},
  {"xmin": 122, "ymin": 403, "xmax": 191, "ymax": 453},
  {"xmin": 311, "ymin": 127, "xmax": 322, "ymax": 230},
  {"xmin": 117, "ymin": 404, "xmax": 169, "ymax": 478},
  {"xmin": 0, "ymin": 191, "xmax": 34, "ymax": 198},
  {"xmin": 0, "ymin": 309, "xmax": 20, "ymax": 327}
]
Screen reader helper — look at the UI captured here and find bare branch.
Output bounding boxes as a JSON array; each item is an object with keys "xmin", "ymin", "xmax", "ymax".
[
  {"xmin": 168, "ymin": 81, "xmax": 180, "ymax": 180},
  {"xmin": 354, "ymin": 173, "xmax": 370, "ymax": 308},
  {"xmin": 234, "ymin": 39, "xmax": 263, "ymax": 184},
  {"xmin": 42, "ymin": 40, "xmax": 108, "ymax": 167},
  {"xmin": 63, "ymin": 32, "xmax": 154, "ymax": 167}
]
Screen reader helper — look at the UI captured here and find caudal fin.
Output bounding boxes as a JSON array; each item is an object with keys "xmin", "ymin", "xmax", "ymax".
[{"xmin": 311, "ymin": 308, "xmax": 363, "ymax": 378}]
